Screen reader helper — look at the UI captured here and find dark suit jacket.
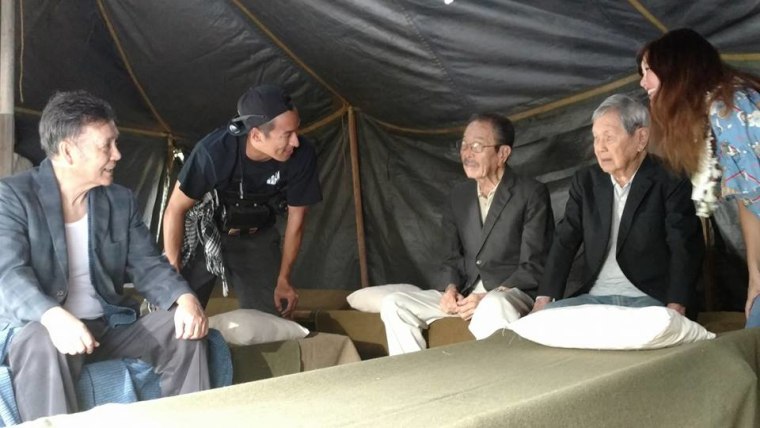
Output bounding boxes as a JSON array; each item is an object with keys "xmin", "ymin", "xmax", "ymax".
[
  {"xmin": 538, "ymin": 155, "xmax": 704, "ymax": 306},
  {"xmin": 0, "ymin": 159, "xmax": 191, "ymax": 330},
  {"xmin": 440, "ymin": 167, "xmax": 554, "ymax": 297}
]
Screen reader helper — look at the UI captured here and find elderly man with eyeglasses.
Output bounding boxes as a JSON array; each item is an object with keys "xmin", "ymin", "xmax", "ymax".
[{"xmin": 380, "ymin": 113, "xmax": 555, "ymax": 355}]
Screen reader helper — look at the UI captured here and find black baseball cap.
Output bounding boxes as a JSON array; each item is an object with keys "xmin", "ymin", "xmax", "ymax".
[{"xmin": 234, "ymin": 84, "xmax": 295, "ymax": 131}]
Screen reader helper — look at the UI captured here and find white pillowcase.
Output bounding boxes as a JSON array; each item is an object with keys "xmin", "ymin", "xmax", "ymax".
[
  {"xmin": 346, "ymin": 283, "xmax": 422, "ymax": 313},
  {"xmin": 508, "ymin": 304, "xmax": 715, "ymax": 350},
  {"xmin": 209, "ymin": 309, "xmax": 309, "ymax": 346}
]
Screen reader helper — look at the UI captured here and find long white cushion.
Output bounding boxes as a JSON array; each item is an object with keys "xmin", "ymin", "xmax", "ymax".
[
  {"xmin": 346, "ymin": 283, "xmax": 422, "ymax": 313},
  {"xmin": 209, "ymin": 309, "xmax": 309, "ymax": 346},
  {"xmin": 508, "ymin": 304, "xmax": 716, "ymax": 350}
]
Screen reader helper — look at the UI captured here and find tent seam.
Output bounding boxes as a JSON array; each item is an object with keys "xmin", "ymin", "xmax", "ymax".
[
  {"xmin": 230, "ymin": 0, "xmax": 348, "ymax": 107},
  {"xmin": 95, "ymin": 0, "xmax": 174, "ymax": 135},
  {"xmin": 393, "ymin": 0, "xmax": 475, "ymax": 115}
]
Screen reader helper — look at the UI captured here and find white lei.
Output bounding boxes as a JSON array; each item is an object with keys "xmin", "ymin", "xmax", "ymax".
[{"xmin": 690, "ymin": 122, "xmax": 722, "ymax": 218}]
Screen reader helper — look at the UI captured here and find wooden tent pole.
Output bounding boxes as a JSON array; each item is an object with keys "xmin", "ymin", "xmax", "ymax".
[
  {"xmin": 154, "ymin": 137, "xmax": 177, "ymax": 244},
  {"xmin": 0, "ymin": 0, "xmax": 15, "ymax": 178},
  {"xmin": 348, "ymin": 107, "xmax": 369, "ymax": 288},
  {"xmin": 701, "ymin": 217, "xmax": 716, "ymax": 311}
]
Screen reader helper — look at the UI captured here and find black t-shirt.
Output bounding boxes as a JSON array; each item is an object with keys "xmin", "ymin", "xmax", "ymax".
[{"xmin": 178, "ymin": 127, "xmax": 322, "ymax": 206}]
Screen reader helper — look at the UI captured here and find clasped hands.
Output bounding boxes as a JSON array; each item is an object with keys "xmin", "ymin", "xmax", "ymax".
[{"xmin": 439, "ymin": 284, "xmax": 485, "ymax": 321}]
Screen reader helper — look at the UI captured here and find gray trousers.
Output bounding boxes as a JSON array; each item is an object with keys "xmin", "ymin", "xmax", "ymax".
[
  {"xmin": 183, "ymin": 226, "xmax": 282, "ymax": 314},
  {"xmin": 6, "ymin": 309, "xmax": 209, "ymax": 422}
]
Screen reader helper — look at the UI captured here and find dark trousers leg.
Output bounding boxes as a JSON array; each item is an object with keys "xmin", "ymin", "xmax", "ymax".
[
  {"xmin": 181, "ymin": 248, "xmax": 219, "ymax": 309},
  {"xmin": 6, "ymin": 322, "xmax": 85, "ymax": 421},
  {"xmin": 222, "ymin": 227, "xmax": 281, "ymax": 314},
  {"xmin": 92, "ymin": 310, "xmax": 210, "ymax": 396}
]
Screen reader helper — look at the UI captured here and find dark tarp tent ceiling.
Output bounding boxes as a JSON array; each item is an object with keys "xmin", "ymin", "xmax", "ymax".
[{"xmin": 6, "ymin": 0, "xmax": 760, "ymax": 311}]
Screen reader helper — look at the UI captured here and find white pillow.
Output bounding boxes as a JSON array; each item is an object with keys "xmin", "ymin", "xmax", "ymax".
[
  {"xmin": 209, "ymin": 309, "xmax": 309, "ymax": 346},
  {"xmin": 508, "ymin": 304, "xmax": 715, "ymax": 350},
  {"xmin": 346, "ymin": 283, "xmax": 422, "ymax": 313}
]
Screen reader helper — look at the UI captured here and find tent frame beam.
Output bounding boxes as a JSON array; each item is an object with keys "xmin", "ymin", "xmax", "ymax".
[{"xmin": 0, "ymin": 0, "xmax": 15, "ymax": 178}]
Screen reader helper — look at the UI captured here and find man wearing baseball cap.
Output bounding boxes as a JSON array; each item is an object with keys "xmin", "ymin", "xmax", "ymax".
[{"xmin": 163, "ymin": 84, "xmax": 322, "ymax": 318}]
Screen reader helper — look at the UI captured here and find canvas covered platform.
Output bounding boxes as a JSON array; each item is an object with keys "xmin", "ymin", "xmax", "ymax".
[{"xmin": 22, "ymin": 328, "xmax": 760, "ymax": 427}]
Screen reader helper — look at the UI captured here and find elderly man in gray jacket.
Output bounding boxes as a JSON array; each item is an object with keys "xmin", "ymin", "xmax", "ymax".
[{"xmin": 0, "ymin": 91, "xmax": 209, "ymax": 422}]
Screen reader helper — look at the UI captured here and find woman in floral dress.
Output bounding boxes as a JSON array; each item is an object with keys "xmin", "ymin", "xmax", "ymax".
[{"xmin": 637, "ymin": 28, "xmax": 760, "ymax": 326}]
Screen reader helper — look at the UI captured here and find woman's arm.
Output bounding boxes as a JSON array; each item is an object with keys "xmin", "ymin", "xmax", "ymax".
[{"xmin": 738, "ymin": 200, "xmax": 760, "ymax": 318}]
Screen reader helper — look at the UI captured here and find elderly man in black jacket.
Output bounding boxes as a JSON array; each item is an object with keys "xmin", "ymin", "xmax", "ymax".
[{"xmin": 533, "ymin": 94, "xmax": 703, "ymax": 315}]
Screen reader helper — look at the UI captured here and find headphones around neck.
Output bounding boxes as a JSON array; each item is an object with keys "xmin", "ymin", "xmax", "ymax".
[{"xmin": 227, "ymin": 114, "xmax": 268, "ymax": 136}]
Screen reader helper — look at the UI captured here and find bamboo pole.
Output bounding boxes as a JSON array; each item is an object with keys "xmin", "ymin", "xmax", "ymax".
[
  {"xmin": 0, "ymin": 0, "xmax": 15, "ymax": 178},
  {"xmin": 348, "ymin": 107, "xmax": 369, "ymax": 288}
]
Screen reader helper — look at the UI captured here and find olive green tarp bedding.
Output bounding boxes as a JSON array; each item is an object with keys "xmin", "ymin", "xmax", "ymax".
[{"xmin": 22, "ymin": 329, "xmax": 760, "ymax": 428}]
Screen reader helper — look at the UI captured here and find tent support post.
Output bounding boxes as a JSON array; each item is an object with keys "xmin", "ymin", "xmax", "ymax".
[
  {"xmin": 348, "ymin": 107, "xmax": 369, "ymax": 288},
  {"xmin": 154, "ymin": 137, "xmax": 177, "ymax": 244},
  {"xmin": 701, "ymin": 217, "xmax": 716, "ymax": 311},
  {"xmin": 0, "ymin": 0, "xmax": 15, "ymax": 179}
]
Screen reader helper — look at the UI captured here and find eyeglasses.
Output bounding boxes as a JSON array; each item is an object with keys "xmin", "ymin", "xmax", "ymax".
[{"xmin": 457, "ymin": 140, "xmax": 499, "ymax": 153}]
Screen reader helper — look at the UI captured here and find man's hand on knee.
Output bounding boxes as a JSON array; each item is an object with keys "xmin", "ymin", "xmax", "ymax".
[
  {"xmin": 174, "ymin": 293, "xmax": 208, "ymax": 340},
  {"xmin": 40, "ymin": 306, "xmax": 99, "ymax": 355}
]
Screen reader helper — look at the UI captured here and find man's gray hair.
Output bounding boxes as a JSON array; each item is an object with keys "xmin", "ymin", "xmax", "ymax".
[
  {"xmin": 591, "ymin": 94, "xmax": 649, "ymax": 135},
  {"xmin": 39, "ymin": 90, "xmax": 116, "ymax": 156}
]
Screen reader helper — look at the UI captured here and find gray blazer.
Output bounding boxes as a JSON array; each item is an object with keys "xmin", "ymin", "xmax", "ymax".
[
  {"xmin": 0, "ymin": 159, "xmax": 191, "ymax": 329},
  {"xmin": 440, "ymin": 167, "xmax": 554, "ymax": 297}
]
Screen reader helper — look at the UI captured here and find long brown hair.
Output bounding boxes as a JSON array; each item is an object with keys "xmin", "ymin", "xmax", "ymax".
[{"xmin": 637, "ymin": 28, "xmax": 760, "ymax": 175}]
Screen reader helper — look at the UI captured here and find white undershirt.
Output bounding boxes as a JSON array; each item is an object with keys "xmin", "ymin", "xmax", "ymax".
[
  {"xmin": 62, "ymin": 214, "xmax": 104, "ymax": 319},
  {"xmin": 589, "ymin": 174, "xmax": 647, "ymax": 297}
]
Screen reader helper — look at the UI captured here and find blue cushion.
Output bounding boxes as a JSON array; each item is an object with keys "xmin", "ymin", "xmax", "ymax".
[
  {"xmin": 0, "ymin": 328, "xmax": 232, "ymax": 426},
  {"xmin": 77, "ymin": 359, "xmax": 139, "ymax": 410},
  {"xmin": 0, "ymin": 367, "xmax": 19, "ymax": 427},
  {"xmin": 206, "ymin": 328, "xmax": 234, "ymax": 388}
]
